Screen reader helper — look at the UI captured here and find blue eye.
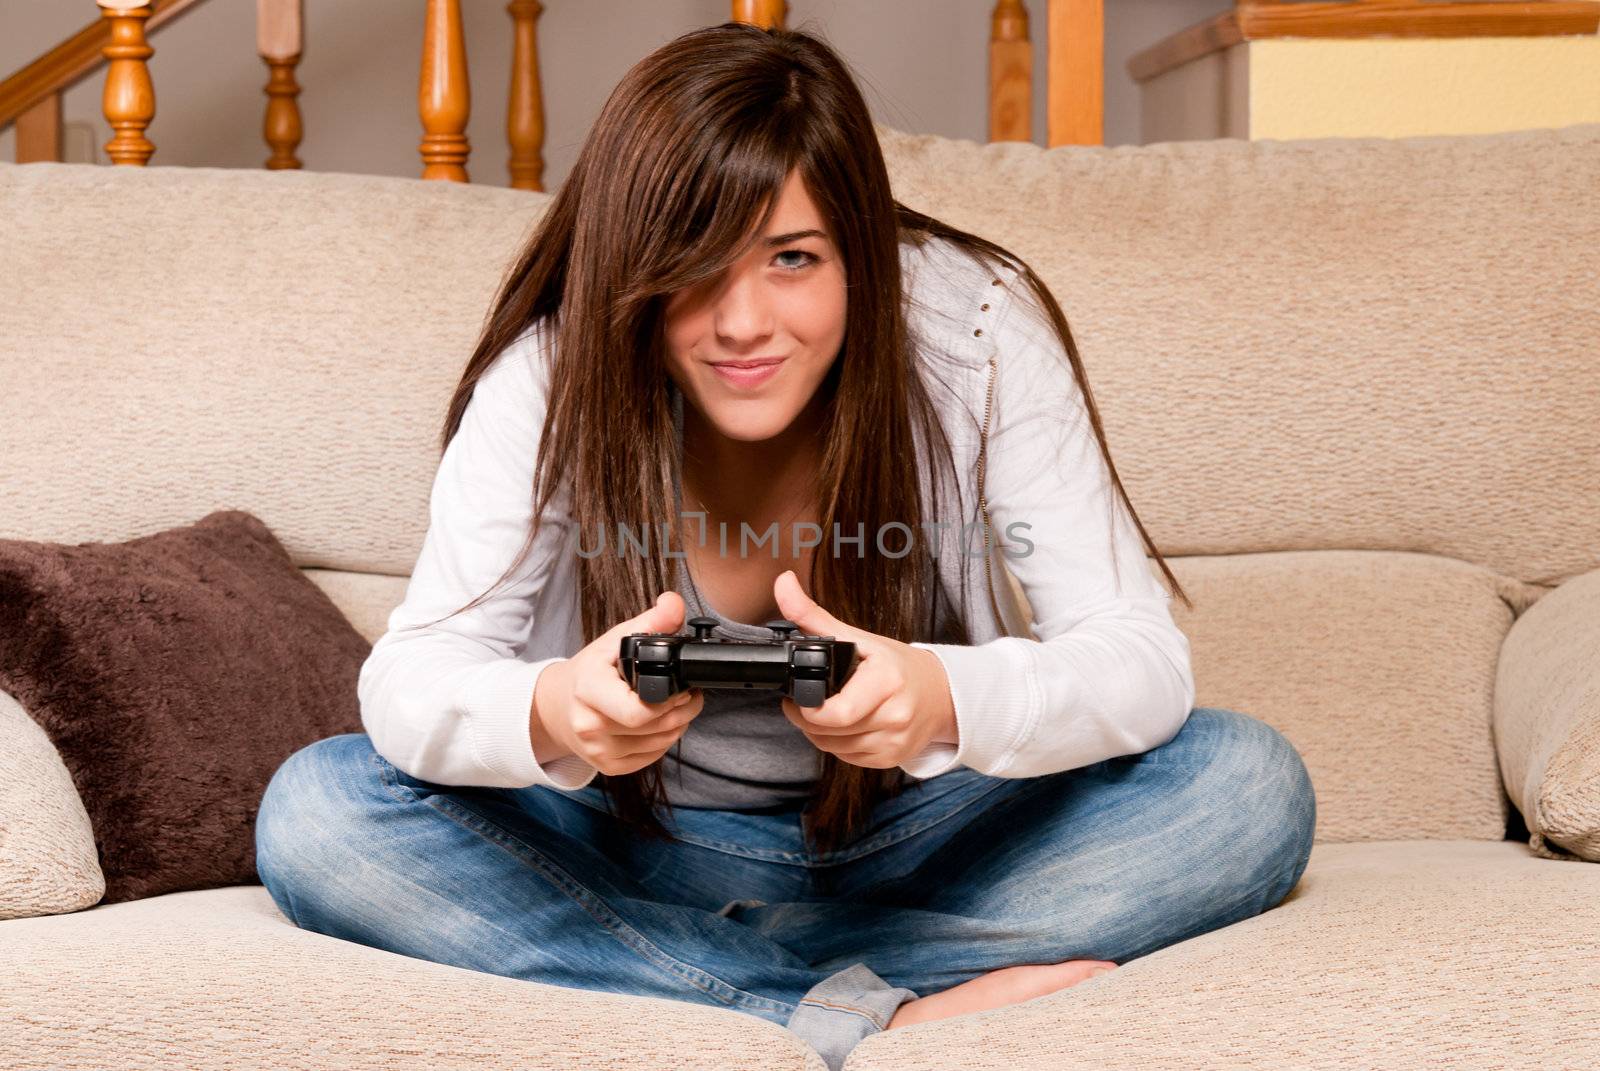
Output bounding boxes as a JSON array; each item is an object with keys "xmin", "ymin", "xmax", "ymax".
[{"xmin": 775, "ymin": 249, "xmax": 817, "ymax": 271}]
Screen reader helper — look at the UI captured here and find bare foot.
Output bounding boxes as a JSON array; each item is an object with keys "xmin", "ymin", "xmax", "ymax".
[{"xmin": 886, "ymin": 960, "xmax": 1117, "ymax": 1030}]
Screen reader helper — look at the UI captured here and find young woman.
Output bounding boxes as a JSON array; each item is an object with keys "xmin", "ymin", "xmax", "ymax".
[{"xmin": 255, "ymin": 22, "xmax": 1316, "ymax": 1071}]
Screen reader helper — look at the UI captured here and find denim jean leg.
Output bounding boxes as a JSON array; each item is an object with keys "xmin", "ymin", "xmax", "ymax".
[
  {"xmin": 938, "ymin": 707, "xmax": 1313, "ymax": 988},
  {"xmin": 784, "ymin": 962, "xmax": 919, "ymax": 1071},
  {"xmin": 721, "ymin": 708, "xmax": 1317, "ymax": 999},
  {"xmin": 253, "ymin": 716, "xmax": 1311, "ymax": 1069},
  {"xmin": 253, "ymin": 733, "xmax": 847, "ymax": 1029}
]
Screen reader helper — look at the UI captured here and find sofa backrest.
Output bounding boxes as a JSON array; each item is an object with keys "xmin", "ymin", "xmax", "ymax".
[
  {"xmin": 2, "ymin": 126, "xmax": 1596, "ymax": 584},
  {"xmin": 0, "ymin": 161, "xmax": 543, "ymax": 576},
  {"xmin": 875, "ymin": 122, "xmax": 1600, "ymax": 589}
]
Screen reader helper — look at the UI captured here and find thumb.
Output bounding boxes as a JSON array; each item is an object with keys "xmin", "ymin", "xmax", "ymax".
[
  {"xmin": 636, "ymin": 589, "xmax": 687, "ymax": 635},
  {"xmin": 607, "ymin": 590, "xmax": 686, "ymax": 646},
  {"xmin": 772, "ymin": 569, "xmax": 867, "ymax": 642}
]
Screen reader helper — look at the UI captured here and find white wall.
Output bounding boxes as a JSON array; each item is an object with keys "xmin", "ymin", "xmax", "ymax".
[{"xmin": 2, "ymin": 0, "xmax": 1227, "ymax": 184}]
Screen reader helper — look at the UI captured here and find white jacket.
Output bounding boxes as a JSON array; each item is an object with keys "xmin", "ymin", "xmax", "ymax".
[{"xmin": 358, "ymin": 235, "xmax": 1196, "ymax": 792}]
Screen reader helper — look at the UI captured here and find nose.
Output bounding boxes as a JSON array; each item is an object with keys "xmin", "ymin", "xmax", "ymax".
[{"xmin": 712, "ymin": 273, "xmax": 775, "ymax": 350}]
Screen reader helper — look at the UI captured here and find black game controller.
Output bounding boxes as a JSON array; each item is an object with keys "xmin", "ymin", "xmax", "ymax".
[{"xmin": 620, "ymin": 617, "xmax": 859, "ymax": 708}]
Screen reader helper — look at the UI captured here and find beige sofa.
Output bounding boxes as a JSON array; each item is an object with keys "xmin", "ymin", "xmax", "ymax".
[{"xmin": 3, "ymin": 121, "xmax": 1599, "ymax": 1069}]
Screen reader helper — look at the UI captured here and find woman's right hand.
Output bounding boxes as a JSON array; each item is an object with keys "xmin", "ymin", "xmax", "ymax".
[{"xmin": 530, "ymin": 591, "xmax": 705, "ymax": 776}]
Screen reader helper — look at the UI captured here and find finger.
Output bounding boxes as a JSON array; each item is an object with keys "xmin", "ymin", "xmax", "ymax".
[
  {"xmin": 783, "ymin": 718, "xmax": 899, "ymax": 763},
  {"xmin": 771, "ymin": 569, "xmax": 874, "ymax": 647},
  {"xmin": 834, "ymin": 749, "xmax": 893, "ymax": 769},
  {"xmin": 782, "ymin": 710, "xmax": 896, "ymax": 766},
  {"xmin": 785, "ymin": 706, "xmax": 875, "ymax": 737},
  {"xmin": 608, "ymin": 688, "xmax": 700, "ymax": 734},
  {"xmin": 578, "ymin": 669, "xmax": 688, "ymax": 729},
  {"xmin": 782, "ymin": 697, "xmax": 835, "ymax": 737},
  {"xmin": 611, "ymin": 722, "xmax": 691, "ymax": 760},
  {"xmin": 790, "ymin": 665, "xmax": 898, "ymax": 731},
  {"xmin": 600, "ymin": 591, "xmax": 688, "ymax": 663}
]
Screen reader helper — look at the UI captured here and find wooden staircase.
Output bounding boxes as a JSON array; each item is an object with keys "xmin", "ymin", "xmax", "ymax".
[{"xmin": 0, "ymin": 0, "xmax": 1110, "ymax": 187}]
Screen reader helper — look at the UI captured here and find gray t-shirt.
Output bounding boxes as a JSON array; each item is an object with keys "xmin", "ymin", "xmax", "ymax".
[
  {"xmin": 658, "ymin": 385, "xmax": 960, "ymax": 811},
  {"xmin": 658, "ymin": 384, "xmax": 822, "ymax": 810},
  {"xmin": 657, "ymin": 558, "xmax": 825, "ymax": 810}
]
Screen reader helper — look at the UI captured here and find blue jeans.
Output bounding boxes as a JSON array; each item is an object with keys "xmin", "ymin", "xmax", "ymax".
[{"xmin": 254, "ymin": 707, "xmax": 1315, "ymax": 1071}]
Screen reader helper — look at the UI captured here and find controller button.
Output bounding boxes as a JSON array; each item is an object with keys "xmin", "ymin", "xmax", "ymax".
[
  {"xmin": 637, "ymin": 677, "xmax": 676, "ymax": 704},
  {"xmin": 794, "ymin": 649, "xmax": 828, "ymax": 668},
  {"xmin": 792, "ymin": 679, "xmax": 828, "ymax": 708}
]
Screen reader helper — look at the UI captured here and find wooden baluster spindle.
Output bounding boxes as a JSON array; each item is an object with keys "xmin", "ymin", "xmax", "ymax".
[
  {"xmin": 97, "ymin": 0, "xmax": 155, "ymax": 165},
  {"xmin": 1047, "ymin": 0, "xmax": 1103, "ymax": 146},
  {"xmin": 420, "ymin": 0, "xmax": 471, "ymax": 182},
  {"xmin": 506, "ymin": 0, "xmax": 544, "ymax": 191},
  {"xmin": 15, "ymin": 92, "xmax": 64, "ymax": 163},
  {"xmin": 731, "ymin": 0, "xmax": 786, "ymax": 30},
  {"xmin": 989, "ymin": 0, "xmax": 1032, "ymax": 143},
  {"xmin": 258, "ymin": 0, "xmax": 303, "ymax": 169}
]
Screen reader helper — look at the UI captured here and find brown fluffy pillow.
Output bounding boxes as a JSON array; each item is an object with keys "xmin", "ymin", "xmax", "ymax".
[{"xmin": 0, "ymin": 510, "xmax": 369, "ymax": 904}]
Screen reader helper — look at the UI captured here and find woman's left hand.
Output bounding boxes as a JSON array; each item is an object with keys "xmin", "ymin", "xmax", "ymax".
[{"xmin": 770, "ymin": 569, "xmax": 957, "ymax": 769}]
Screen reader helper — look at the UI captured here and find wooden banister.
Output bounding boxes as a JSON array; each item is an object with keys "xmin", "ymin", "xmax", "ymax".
[
  {"xmin": 259, "ymin": 0, "xmax": 304, "ymax": 170},
  {"xmin": 419, "ymin": 0, "xmax": 471, "ymax": 181},
  {"xmin": 507, "ymin": 0, "xmax": 546, "ymax": 190},
  {"xmin": 732, "ymin": 1, "xmax": 787, "ymax": 30},
  {"xmin": 1047, "ymin": 0, "xmax": 1104, "ymax": 146},
  {"xmin": 98, "ymin": 0, "xmax": 156, "ymax": 166},
  {"xmin": 0, "ymin": 0, "xmax": 207, "ymax": 130},
  {"xmin": 13, "ymin": 94, "xmax": 63, "ymax": 163},
  {"xmin": 988, "ymin": 0, "xmax": 1104, "ymax": 147},
  {"xmin": 990, "ymin": 0, "xmax": 1033, "ymax": 142},
  {"xmin": 4, "ymin": 0, "xmax": 1127, "ymax": 176}
]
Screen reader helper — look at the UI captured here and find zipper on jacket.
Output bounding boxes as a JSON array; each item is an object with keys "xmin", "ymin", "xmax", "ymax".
[{"xmin": 978, "ymin": 344, "xmax": 1007, "ymax": 633}]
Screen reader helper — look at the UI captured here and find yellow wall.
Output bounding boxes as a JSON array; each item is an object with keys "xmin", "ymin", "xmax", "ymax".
[{"xmin": 1249, "ymin": 36, "xmax": 1600, "ymax": 140}]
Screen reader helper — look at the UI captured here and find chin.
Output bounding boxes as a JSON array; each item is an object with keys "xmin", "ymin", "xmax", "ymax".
[{"xmin": 698, "ymin": 398, "xmax": 806, "ymax": 442}]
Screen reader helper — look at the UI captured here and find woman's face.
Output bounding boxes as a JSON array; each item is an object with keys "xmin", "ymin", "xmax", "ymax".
[{"xmin": 661, "ymin": 169, "xmax": 847, "ymax": 443}]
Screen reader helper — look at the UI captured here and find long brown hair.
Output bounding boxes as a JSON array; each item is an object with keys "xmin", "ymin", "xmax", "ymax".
[{"xmin": 414, "ymin": 22, "xmax": 1190, "ymax": 857}]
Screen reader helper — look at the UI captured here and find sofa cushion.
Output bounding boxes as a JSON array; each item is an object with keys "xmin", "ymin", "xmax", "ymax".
[
  {"xmin": 845, "ymin": 839, "xmax": 1600, "ymax": 1070},
  {"xmin": 0, "ymin": 510, "xmax": 370, "ymax": 907},
  {"xmin": 2, "ymin": 843, "xmax": 1591, "ymax": 1070},
  {"xmin": 0, "ymin": 690, "xmax": 103, "ymax": 919},
  {"xmin": 1495, "ymin": 564, "xmax": 1600, "ymax": 862},
  {"xmin": 0, "ymin": 884, "xmax": 825, "ymax": 1071},
  {"xmin": 1167, "ymin": 547, "xmax": 1519, "ymax": 844},
  {"xmin": 300, "ymin": 567, "xmax": 409, "ymax": 646}
]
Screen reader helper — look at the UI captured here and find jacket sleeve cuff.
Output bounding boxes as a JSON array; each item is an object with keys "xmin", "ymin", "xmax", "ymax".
[
  {"xmin": 459, "ymin": 656, "xmax": 599, "ymax": 790},
  {"xmin": 906, "ymin": 638, "xmax": 1040, "ymax": 778}
]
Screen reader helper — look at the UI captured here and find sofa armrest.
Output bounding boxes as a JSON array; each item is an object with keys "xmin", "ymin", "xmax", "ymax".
[
  {"xmin": 1494, "ymin": 566, "xmax": 1600, "ymax": 863},
  {"xmin": 0, "ymin": 689, "xmax": 105, "ymax": 918}
]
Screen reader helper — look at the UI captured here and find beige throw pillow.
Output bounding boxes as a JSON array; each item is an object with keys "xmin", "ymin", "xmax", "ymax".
[
  {"xmin": 0, "ymin": 690, "xmax": 105, "ymax": 918},
  {"xmin": 1494, "ymin": 565, "xmax": 1600, "ymax": 862}
]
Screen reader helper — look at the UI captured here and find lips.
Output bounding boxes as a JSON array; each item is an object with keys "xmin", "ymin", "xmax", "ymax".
[
  {"xmin": 710, "ymin": 357, "xmax": 785, "ymax": 369},
  {"xmin": 709, "ymin": 356, "xmax": 785, "ymax": 389}
]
